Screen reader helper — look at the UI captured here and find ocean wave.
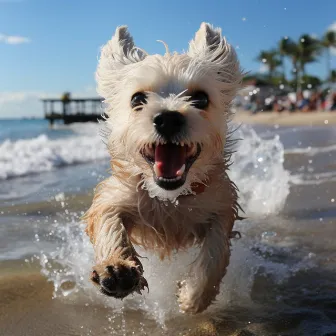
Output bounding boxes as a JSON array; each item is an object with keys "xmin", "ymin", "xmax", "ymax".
[
  {"xmin": 0, "ymin": 134, "xmax": 109, "ymax": 179},
  {"xmin": 285, "ymin": 143, "xmax": 336, "ymax": 156},
  {"xmin": 0, "ymin": 125, "xmax": 290, "ymax": 216},
  {"xmin": 290, "ymin": 171, "xmax": 336, "ymax": 185},
  {"xmin": 53, "ymin": 121, "xmax": 108, "ymax": 136}
]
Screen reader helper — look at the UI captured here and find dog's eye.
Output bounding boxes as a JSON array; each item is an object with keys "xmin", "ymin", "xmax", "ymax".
[
  {"xmin": 190, "ymin": 91, "xmax": 209, "ymax": 110},
  {"xmin": 131, "ymin": 92, "xmax": 147, "ymax": 110}
]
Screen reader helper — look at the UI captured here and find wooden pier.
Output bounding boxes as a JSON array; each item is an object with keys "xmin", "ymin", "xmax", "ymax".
[{"xmin": 42, "ymin": 93, "xmax": 104, "ymax": 125}]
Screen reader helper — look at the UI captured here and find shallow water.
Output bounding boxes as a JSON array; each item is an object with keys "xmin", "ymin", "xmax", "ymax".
[{"xmin": 0, "ymin": 120, "xmax": 336, "ymax": 335}]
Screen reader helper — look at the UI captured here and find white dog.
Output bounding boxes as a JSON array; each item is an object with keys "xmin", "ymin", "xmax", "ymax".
[{"xmin": 85, "ymin": 22, "xmax": 243, "ymax": 314}]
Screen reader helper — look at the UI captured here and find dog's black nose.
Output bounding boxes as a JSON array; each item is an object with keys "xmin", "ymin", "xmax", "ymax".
[
  {"xmin": 101, "ymin": 276, "xmax": 116, "ymax": 291},
  {"xmin": 153, "ymin": 111, "xmax": 186, "ymax": 138}
]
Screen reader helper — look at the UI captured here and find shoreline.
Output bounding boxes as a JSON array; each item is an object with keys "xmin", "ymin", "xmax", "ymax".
[{"xmin": 233, "ymin": 110, "xmax": 336, "ymax": 126}]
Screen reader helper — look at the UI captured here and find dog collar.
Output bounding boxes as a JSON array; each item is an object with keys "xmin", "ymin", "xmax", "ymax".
[{"xmin": 190, "ymin": 182, "xmax": 207, "ymax": 195}]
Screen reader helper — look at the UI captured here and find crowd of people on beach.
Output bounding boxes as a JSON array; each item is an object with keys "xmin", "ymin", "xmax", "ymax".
[{"xmin": 247, "ymin": 90, "xmax": 336, "ymax": 114}]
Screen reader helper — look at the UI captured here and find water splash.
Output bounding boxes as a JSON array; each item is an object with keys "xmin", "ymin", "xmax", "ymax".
[
  {"xmin": 229, "ymin": 124, "xmax": 290, "ymax": 216},
  {"xmin": 37, "ymin": 125, "xmax": 294, "ymax": 330}
]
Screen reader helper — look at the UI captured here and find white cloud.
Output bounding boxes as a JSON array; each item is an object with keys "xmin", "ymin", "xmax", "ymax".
[
  {"xmin": 0, "ymin": 33, "xmax": 31, "ymax": 44},
  {"xmin": 258, "ymin": 64, "xmax": 269, "ymax": 74},
  {"xmin": 0, "ymin": 87, "xmax": 98, "ymax": 119},
  {"xmin": 0, "ymin": 91, "xmax": 47, "ymax": 118},
  {"xmin": 327, "ymin": 22, "xmax": 336, "ymax": 56},
  {"xmin": 328, "ymin": 22, "xmax": 336, "ymax": 32}
]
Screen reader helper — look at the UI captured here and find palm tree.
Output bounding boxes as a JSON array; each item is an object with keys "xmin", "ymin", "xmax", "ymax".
[
  {"xmin": 281, "ymin": 35, "xmax": 320, "ymax": 92},
  {"xmin": 331, "ymin": 69, "xmax": 336, "ymax": 83},
  {"xmin": 278, "ymin": 37, "xmax": 300, "ymax": 89},
  {"xmin": 321, "ymin": 30, "xmax": 336, "ymax": 82},
  {"xmin": 256, "ymin": 49, "xmax": 282, "ymax": 82},
  {"xmin": 279, "ymin": 37, "xmax": 291, "ymax": 82},
  {"xmin": 297, "ymin": 34, "xmax": 321, "ymax": 77}
]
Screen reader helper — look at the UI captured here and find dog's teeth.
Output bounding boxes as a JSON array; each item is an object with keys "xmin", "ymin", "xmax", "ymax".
[
  {"xmin": 158, "ymin": 176, "xmax": 182, "ymax": 182},
  {"xmin": 176, "ymin": 164, "xmax": 185, "ymax": 176},
  {"xmin": 153, "ymin": 163, "xmax": 161, "ymax": 177}
]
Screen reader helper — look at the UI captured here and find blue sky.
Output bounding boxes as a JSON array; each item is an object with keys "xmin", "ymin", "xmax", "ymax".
[{"xmin": 0, "ymin": 0, "xmax": 336, "ymax": 118}]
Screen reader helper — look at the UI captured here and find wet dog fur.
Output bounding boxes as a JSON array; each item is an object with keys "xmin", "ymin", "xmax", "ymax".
[{"xmin": 84, "ymin": 22, "xmax": 243, "ymax": 314}]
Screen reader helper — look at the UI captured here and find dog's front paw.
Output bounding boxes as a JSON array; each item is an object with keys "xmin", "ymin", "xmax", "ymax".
[
  {"xmin": 177, "ymin": 280, "xmax": 216, "ymax": 314},
  {"xmin": 90, "ymin": 258, "xmax": 148, "ymax": 299}
]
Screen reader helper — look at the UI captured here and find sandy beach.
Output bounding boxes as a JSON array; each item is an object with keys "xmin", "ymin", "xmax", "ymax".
[{"xmin": 234, "ymin": 110, "xmax": 336, "ymax": 126}]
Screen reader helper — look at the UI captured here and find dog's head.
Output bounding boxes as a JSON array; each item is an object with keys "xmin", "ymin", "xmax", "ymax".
[{"xmin": 97, "ymin": 23, "xmax": 242, "ymax": 201}]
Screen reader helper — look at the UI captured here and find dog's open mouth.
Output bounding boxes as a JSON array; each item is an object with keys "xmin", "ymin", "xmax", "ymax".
[{"xmin": 141, "ymin": 142, "xmax": 201, "ymax": 190}]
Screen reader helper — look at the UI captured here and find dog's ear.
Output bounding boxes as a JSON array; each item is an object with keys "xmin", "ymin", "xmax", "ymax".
[
  {"xmin": 188, "ymin": 22, "xmax": 236, "ymax": 63},
  {"xmin": 96, "ymin": 26, "xmax": 147, "ymax": 99},
  {"xmin": 100, "ymin": 26, "xmax": 146, "ymax": 67},
  {"xmin": 188, "ymin": 22, "xmax": 243, "ymax": 94},
  {"xmin": 188, "ymin": 22, "xmax": 222, "ymax": 56}
]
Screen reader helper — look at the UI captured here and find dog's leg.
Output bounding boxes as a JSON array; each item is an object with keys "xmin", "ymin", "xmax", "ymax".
[
  {"xmin": 87, "ymin": 212, "xmax": 148, "ymax": 299},
  {"xmin": 177, "ymin": 217, "xmax": 231, "ymax": 314}
]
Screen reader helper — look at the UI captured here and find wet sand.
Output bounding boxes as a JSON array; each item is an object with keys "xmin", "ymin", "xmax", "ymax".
[
  {"xmin": 234, "ymin": 110, "xmax": 336, "ymax": 126},
  {"xmin": 0, "ymin": 264, "xmax": 228, "ymax": 336},
  {"xmin": 0, "ymin": 264, "xmax": 130, "ymax": 336}
]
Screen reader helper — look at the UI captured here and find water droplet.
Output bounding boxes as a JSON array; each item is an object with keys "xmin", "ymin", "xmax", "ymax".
[
  {"xmin": 261, "ymin": 231, "xmax": 277, "ymax": 240},
  {"xmin": 60, "ymin": 278, "xmax": 76, "ymax": 296}
]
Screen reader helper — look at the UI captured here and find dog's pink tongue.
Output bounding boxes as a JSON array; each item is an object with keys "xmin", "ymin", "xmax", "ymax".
[{"xmin": 155, "ymin": 144, "xmax": 186, "ymax": 177}]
